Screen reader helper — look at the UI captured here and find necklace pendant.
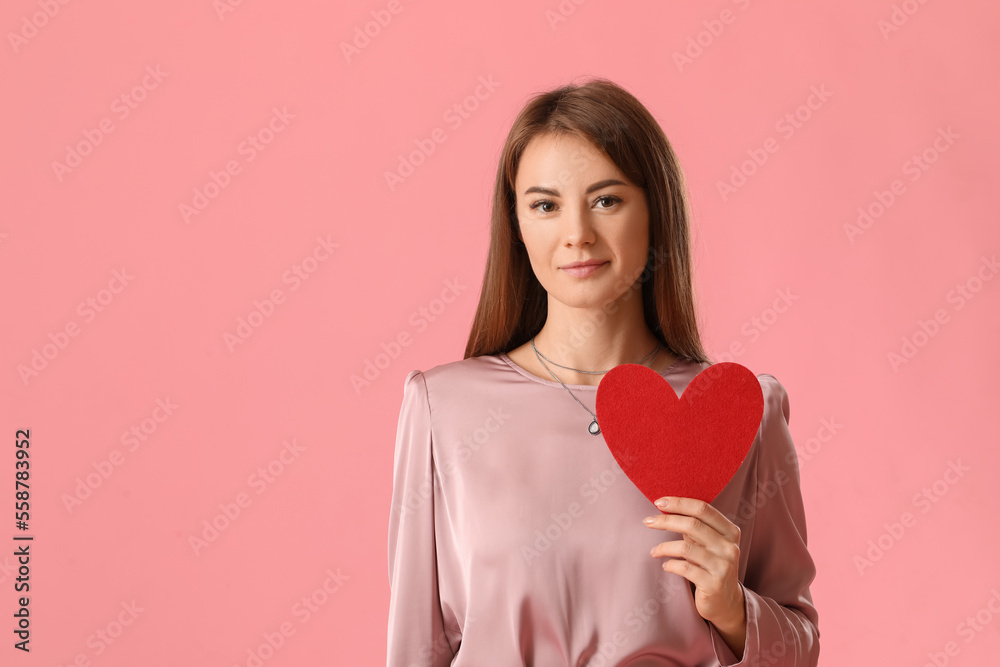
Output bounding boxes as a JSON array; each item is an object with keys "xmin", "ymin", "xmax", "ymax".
[{"xmin": 588, "ymin": 419, "xmax": 601, "ymax": 435}]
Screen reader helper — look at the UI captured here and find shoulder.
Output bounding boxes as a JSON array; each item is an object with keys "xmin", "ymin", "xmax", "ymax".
[
  {"xmin": 403, "ymin": 354, "xmax": 503, "ymax": 386},
  {"xmin": 421, "ymin": 354, "xmax": 500, "ymax": 382},
  {"xmin": 399, "ymin": 354, "xmax": 507, "ymax": 406},
  {"xmin": 747, "ymin": 372, "xmax": 799, "ymax": 475},
  {"xmin": 754, "ymin": 372, "xmax": 791, "ymax": 426}
]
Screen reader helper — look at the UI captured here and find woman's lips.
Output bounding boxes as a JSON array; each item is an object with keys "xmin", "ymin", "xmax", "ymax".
[{"xmin": 561, "ymin": 262, "xmax": 607, "ymax": 278}]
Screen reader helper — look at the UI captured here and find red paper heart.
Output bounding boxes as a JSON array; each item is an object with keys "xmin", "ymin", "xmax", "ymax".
[{"xmin": 595, "ymin": 362, "xmax": 763, "ymax": 509}]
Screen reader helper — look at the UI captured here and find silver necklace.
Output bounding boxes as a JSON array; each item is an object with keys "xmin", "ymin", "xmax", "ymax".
[{"xmin": 530, "ymin": 336, "xmax": 663, "ymax": 436}]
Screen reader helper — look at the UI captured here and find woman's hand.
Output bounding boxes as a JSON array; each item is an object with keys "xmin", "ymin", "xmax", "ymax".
[{"xmin": 643, "ymin": 496, "xmax": 747, "ymax": 656}]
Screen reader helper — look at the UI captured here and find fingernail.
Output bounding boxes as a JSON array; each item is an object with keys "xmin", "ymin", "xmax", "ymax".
[
  {"xmin": 655, "ymin": 498, "xmax": 669, "ymax": 509},
  {"xmin": 643, "ymin": 517, "xmax": 655, "ymax": 525}
]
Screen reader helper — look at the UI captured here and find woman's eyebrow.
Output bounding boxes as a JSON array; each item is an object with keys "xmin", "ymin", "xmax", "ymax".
[{"xmin": 523, "ymin": 178, "xmax": 628, "ymax": 197}]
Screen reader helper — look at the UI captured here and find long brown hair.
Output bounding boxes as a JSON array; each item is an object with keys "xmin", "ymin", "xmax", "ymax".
[{"xmin": 463, "ymin": 77, "xmax": 711, "ymax": 365}]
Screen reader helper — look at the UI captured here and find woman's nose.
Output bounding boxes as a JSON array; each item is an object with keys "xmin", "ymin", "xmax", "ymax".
[{"xmin": 561, "ymin": 205, "xmax": 596, "ymax": 245}]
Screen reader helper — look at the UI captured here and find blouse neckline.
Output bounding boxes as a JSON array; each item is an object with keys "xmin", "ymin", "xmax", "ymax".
[{"xmin": 497, "ymin": 352, "xmax": 687, "ymax": 390}]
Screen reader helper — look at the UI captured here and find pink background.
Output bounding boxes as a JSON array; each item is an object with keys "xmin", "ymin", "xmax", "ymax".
[{"xmin": 3, "ymin": 1, "xmax": 999, "ymax": 665}]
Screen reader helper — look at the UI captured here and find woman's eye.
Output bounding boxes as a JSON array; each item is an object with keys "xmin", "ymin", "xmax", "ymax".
[
  {"xmin": 529, "ymin": 200, "xmax": 555, "ymax": 213},
  {"xmin": 528, "ymin": 196, "xmax": 620, "ymax": 214}
]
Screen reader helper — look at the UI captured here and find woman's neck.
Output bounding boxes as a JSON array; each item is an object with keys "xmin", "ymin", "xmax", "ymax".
[{"xmin": 507, "ymin": 328, "xmax": 675, "ymax": 387}]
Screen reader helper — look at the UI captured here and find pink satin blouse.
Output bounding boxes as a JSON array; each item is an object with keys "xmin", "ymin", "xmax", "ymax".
[{"xmin": 386, "ymin": 354, "xmax": 819, "ymax": 666}]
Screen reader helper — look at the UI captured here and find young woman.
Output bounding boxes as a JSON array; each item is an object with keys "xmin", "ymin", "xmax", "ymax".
[{"xmin": 387, "ymin": 78, "xmax": 820, "ymax": 666}]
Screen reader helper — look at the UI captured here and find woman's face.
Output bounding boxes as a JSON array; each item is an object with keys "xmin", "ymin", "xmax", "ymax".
[{"xmin": 514, "ymin": 132, "xmax": 650, "ymax": 310}]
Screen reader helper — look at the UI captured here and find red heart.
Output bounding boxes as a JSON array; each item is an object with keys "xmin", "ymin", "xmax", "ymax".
[{"xmin": 595, "ymin": 362, "xmax": 763, "ymax": 509}]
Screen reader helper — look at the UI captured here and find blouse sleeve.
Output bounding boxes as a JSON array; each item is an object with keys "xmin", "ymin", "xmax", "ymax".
[
  {"xmin": 709, "ymin": 374, "xmax": 821, "ymax": 666},
  {"xmin": 386, "ymin": 370, "xmax": 456, "ymax": 666}
]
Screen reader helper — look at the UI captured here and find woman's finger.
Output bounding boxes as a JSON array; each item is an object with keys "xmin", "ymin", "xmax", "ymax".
[
  {"xmin": 655, "ymin": 496, "xmax": 741, "ymax": 544},
  {"xmin": 651, "ymin": 537, "xmax": 729, "ymax": 576},
  {"xmin": 657, "ymin": 543, "xmax": 715, "ymax": 589},
  {"xmin": 643, "ymin": 512, "xmax": 731, "ymax": 555}
]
